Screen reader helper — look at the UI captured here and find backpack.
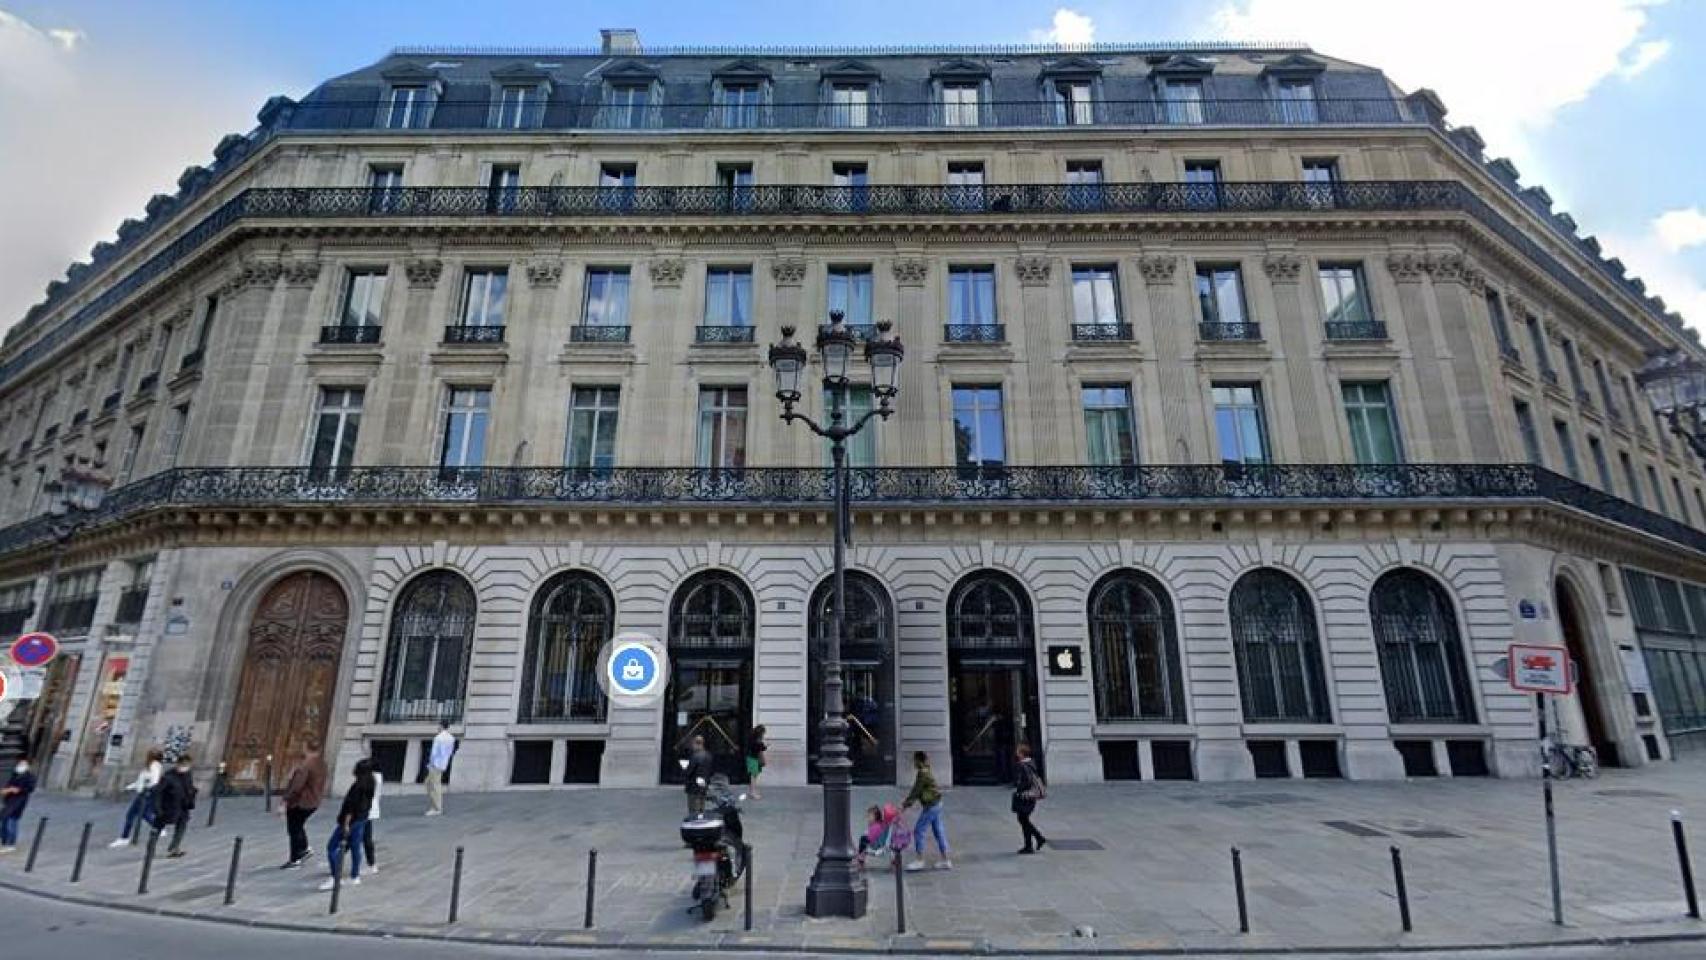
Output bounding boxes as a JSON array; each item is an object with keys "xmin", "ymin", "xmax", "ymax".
[{"xmin": 1020, "ymin": 764, "xmax": 1047, "ymax": 802}]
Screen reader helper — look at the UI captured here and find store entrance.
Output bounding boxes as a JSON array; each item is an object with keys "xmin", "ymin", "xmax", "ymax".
[
  {"xmin": 660, "ymin": 658, "xmax": 751, "ymax": 784},
  {"xmin": 950, "ymin": 657, "xmax": 1038, "ymax": 785}
]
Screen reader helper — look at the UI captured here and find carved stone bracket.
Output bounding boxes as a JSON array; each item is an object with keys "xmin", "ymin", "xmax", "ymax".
[
  {"xmin": 405, "ymin": 258, "xmax": 444, "ymax": 289},
  {"xmin": 526, "ymin": 258, "xmax": 564, "ymax": 287},
  {"xmin": 1137, "ymin": 255, "xmax": 1178, "ymax": 285},
  {"xmin": 1385, "ymin": 253, "xmax": 1429, "ymax": 283},
  {"xmin": 1425, "ymin": 253, "xmax": 1470, "ymax": 287},
  {"xmin": 891, "ymin": 258, "xmax": 929, "ymax": 287},
  {"xmin": 648, "ymin": 258, "xmax": 686, "ymax": 287},
  {"xmin": 224, "ymin": 260, "xmax": 282, "ymax": 294},
  {"xmin": 771, "ymin": 258, "xmax": 808, "ymax": 287},
  {"xmin": 280, "ymin": 258, "xmax": 321, "ymax": 287},
  {"xmin": 1262, "ymin": 254, "xmax": 1303, "ymax": 284},
  {"xmin": 1014, "ymin": 255, "xmax": 1053, "ymax": 287}
]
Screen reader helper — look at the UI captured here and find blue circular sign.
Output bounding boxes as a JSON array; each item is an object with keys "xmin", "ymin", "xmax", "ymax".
[
  {"xmin": 9, "ymin": 632, "xmax": 57, "ymax": 668},
  {"xmin": 608, "ymin": 642, "xmax": 660, "ymax": 697}
]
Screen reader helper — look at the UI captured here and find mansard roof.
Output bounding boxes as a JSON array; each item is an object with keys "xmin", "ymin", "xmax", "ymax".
[
  {"xmin": 1147, "ymin": 54, "xmax": 1214, "ymax": 76},
  {"xmin": 712, "ymin": 59, "xmax": 773, "ymax": 80},
  {"xmin": 1039, "ymin": 56, "xmax": 1103, "ymax": 77}
]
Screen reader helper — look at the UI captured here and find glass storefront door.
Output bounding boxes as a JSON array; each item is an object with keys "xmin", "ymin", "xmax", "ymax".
[
  {"xmin": 808, "ymin": 656, "xmax": 895, "ymax": 784},
  {"xmin": 660, "ymin": 658, "xmax": 750, "ymax": 784},
  {"xmin": 949, "ymin": 656, "xmax": 1038, "ymax": 785}
]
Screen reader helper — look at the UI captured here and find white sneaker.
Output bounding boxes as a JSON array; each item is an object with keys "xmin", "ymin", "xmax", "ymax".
[
  {"xmin": 108, "ymin": 838, "xmax": 131, "ymax": 849},
  {"xmin": 317, "ymin": 879, "xmax": 336, "ymax": 891},
  {"xmin": 935, "ymin": 859, "xmax": 954, "ymax": 871},
  {"xmin": 363, "ymin": 864, "xmax": 378, "ymax": 876},
  {"xmin": 905, "ymin": 860, "xmax": 928, "ymax": 872},
  {"xmin": 424, "ymin": 809, "xmax": 441, "ymax": 817},
  {"xmin": 350, "ymin": 877, "xmax": 361, "ymax": 886}
]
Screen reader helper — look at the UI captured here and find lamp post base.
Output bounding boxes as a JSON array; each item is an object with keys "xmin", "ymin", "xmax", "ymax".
[{"xmin": 805, "ymin": 859, "xmax": 869, "ymax": 918}]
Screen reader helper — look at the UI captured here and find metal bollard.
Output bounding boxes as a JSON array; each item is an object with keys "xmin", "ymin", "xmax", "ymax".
[
  {"xmin": 1231, "ymin": 846, "xmax": 1249, "ymax": 934},
  {"xmin": 138, "ymin": 829, "xmax": 159, "ymax": 895},
  {"xmin": 263, "ymin": 756, "xmax": 274, "ymax": 814},
  {"xmin": 1391, "ymin": 845, "xmax": 1412, "ymax": 932},
  {"xmin": 448, "ymin": 846, "xmax": 464, "ymax": 924},
  {"xmin": 1674, "ymin": 811, "xmax": 1700, "ymax": 920},
  {"xmin": 70, "ymin": 821, "xmax": 92, "ymax": 883},
  {"xmin": 583, "ymin": 849, "xmax": 597, "ymax": 929},
  {"xmin": 23, "ymin": 816, "xmax": 48, "ymax": 873},
  {"xmin": 743, "ymin": 843, "xmax": 754, "ymax": 932},
  {"xmin": 224, "ymin": 837, "xmax": 242, "ymax": 906},
  {"xmin": 329, "ymin": 858, "xmax": 342, "ymax": 916},
  {"xmin": 207, "ymin": 763, "xmax": 226, "ymax": 827},
  {"xmin": 894, "ymin": 847, "xmax": 908, "ymax": 935}
]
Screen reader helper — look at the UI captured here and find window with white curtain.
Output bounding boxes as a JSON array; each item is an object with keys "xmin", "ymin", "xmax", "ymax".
[{"xmin": 704, "ymin": 268, "xmax": 753, "ymax": 327}]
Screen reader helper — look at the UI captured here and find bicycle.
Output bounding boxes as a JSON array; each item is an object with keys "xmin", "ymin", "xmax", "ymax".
[{"xmin": 1541, "ymin": 738, "xmax": 1600, "ymax": 779}]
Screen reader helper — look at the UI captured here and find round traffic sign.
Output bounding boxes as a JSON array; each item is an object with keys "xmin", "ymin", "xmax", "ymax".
[
  {"xmin": 10, "ymin": 632, "xmax": 58, "ymax": 668},
  {"xmin": 0, "ymin": 670, "xmax": 9, "ymax": 706}
]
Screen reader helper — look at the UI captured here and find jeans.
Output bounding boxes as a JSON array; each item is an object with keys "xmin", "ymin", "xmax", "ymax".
[
  {"xmin": 285, "ymin": 806, "xmax": 316, "ymax": 862},
  {"xmin": 913, "ymin": 803, "xmax": 949, "ymax": 856},
  {"xmin": 0, "ymin": 814, "xmax": 19, "ymax": 847},
  {"xmin": 327, "ymin": 820, "xmax": 369, "ymax": 880},
  {"xmin": 121, "ymin": 791, "xmax": 155, "ymax": 840}
]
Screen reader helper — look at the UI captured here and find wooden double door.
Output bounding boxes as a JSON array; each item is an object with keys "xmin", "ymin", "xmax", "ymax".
[{"xmin": 222, "ymin": 572, "xmax": 349, "ymax": 788}]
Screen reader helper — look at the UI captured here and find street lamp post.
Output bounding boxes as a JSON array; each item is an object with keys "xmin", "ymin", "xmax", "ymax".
[
  {"xmin": 768, "ymin": 312, "xmax": 903, "ymax": 919},
  {"xmin": 1635, "ymin": 348, "xmax": 1706, "ymax": 465}
]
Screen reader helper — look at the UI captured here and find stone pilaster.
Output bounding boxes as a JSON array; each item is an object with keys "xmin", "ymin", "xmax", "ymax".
[
  {"xmin": 1262, "ymin": 251, "xmax": 1330, "ymax": 460},
  {"xmin": 1385, "ymin": 252, "xmax": 1462, "ymax": 460},
  {"xmin": 1426, "ymin": 252, "xmax": 1503, "ymax": 460},
  {"xmin": 1137, "ymin": 253, "xmax": 1206, "ymax": 462},
  {"xmin": 890, "ymin": 255, "xmax": 936, "ymax": 466}
]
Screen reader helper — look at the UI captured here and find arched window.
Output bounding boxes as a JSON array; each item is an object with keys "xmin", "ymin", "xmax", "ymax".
[
  {"xmin": 1371, "ymin": 569, "xmax": 1476, "ymax": 723},
  {"xmin": 948, "ymin": 572, "xmax": 1032, "ymax": 651},
  {"xmin": 1228, "ymin": 569, "xmax": 1331, "ymax": 723},
  {"xmin": 1089, "ymin": 570, "xmax": 1185, "ymax": 721},
  {"xmin": 378, "ymin": 570, "xmax": 476, "ymax": 723},
  {"xmin": 809, "ymin": 572, "xmax": 895, "ymax": 783},
  {"xmin": 663, "ymin": 571, "xmax": 755, "ymax": 782},
  {"xmin": 670, "ymin": 571, "xmax": 754, "ymax": 651},
  {"xmin": 520, "ymin": 571, "xmax": 614, "ymax": 723}
]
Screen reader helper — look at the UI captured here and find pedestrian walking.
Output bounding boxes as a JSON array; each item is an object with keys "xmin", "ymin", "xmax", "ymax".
[
  {"xmin": 110, "ymin": 747, "xmax": 164, "ymax": 848},
  {"xmin": 1012, "ymin": 744, "xmax": 1048, "ymax": 855},
  {"xmin": 744, "ymin": 725, "xmax": 767, "ymax": 800},
  {"xmin": 0, "ymin": 758, "xmax": 38, "ymax": 853},
  {"xmin": 318, "ymin": 759, "xmax": 376, "ymax": 891},
  {"xmin": 155, "ymin": 754, "xmax": 198, "ymax": 858},
  {"xmin": 684, "ymin": 735, "xmax": 715, "ymax": 816},
  {"xmin": 424, "ymin": 721, "xmax": 455, "ymax": 816},
  {"xmin": 902, "ymin": 750, "xmax": 951, "ymax": 870},
  {"xmin": 277, "ymin": 742, "xmax": 328, "ymax": 869},
  {"xmin": 361, "ymin": 762, "xmax": 382, "ymax": 874}
]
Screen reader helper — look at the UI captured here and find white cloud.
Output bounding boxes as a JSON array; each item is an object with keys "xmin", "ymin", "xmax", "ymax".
[
  {"xmin": 1617, "ymin": 38, "xmax": 1670, "ymax": 78},
  {"xmin": 1030, "ymin": 8, "xmax": 1096, "ymax": 46},
  {"xmin": 45, "ymin": 27, "xmax": 83, "ymax": 52},
  {"xmin": 1655, "ymin": 208, "xmax": 1706, "ymax": 252}
]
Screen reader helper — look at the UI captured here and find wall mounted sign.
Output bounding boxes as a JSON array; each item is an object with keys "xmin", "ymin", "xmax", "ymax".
[{"xmin": 1047, "ymin": 645, "xmax": 1083, "ymax": 677}]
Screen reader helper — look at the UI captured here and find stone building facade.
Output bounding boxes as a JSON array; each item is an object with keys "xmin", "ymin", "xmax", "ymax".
[{"xmin": 2, "ymin": 31, "xmax": 1705, "ymax": 793}]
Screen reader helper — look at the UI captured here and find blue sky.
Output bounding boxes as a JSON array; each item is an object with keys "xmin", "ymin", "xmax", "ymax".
[{"xmin": 0, "ymin": 0, "xmax": 1701, "ymax": 332}]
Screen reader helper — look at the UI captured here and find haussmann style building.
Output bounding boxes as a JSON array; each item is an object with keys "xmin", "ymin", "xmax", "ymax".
[{"xmin": 5, "ymin": 28, "xmax": 1706, "ymax": 797}]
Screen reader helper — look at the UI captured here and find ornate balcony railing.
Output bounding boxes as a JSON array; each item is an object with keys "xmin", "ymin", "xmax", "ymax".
[
  {"xmin": 695, "ymin": 325, "xmax": 756, "ymax": 344},
  {"xmin": 376, "ymin": 697, "xmax": 465, "ymax": 725},
  {"xmin": 1072, "ymin": 322, "xmax": 1133, "ymax": 342},
  {"xmin": 443, "ymin": 324, "xmax": 505, "ymax": 344},
  {"xmin": 1324, "ymin": 320, "xmax": 1389, "ymax": 341},
  {"xmin": 569, "ymin": 324, "xmax": 631, "ymax": 343},
  {"xmin": 944, "ymin": 323, "xmax": 1005, "ymax": 343},
  {"xmin": 819, "ymin": 323, "xmax": 877, "ymax": 342},
  {"xmin": 319, "ymin": 324, "xmax": 383, "ymax": 345},
  {"xmin": 1200, "ymin": 321, "xmax": 1263, "ymax": 342}
]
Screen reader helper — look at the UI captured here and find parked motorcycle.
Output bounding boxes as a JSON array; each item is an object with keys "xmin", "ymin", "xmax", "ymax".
[{"xmin": 679, "ymin": 774, "xmax": 746, "ymax": 920}]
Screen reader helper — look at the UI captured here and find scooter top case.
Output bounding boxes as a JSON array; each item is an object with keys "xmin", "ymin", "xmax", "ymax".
[{"xmin": 681, "ymin": 816, "xmax": 725, "ymax": 851}]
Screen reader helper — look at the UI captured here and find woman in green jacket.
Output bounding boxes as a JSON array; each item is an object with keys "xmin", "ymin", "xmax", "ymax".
[{"xmin": 901, "ymin": 750, "xmax": 951, "ymax": 870}]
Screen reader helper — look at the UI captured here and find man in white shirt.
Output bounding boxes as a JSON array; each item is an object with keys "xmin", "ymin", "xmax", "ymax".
[{"xmin": 425, "ymin": 722, "xmax": 455, "ymax": 816}]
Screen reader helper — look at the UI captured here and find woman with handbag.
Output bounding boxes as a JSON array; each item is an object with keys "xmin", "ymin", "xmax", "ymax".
[{"xmin": 1011, "ymin": 744, "xmax": 1048, "ymax": 855}]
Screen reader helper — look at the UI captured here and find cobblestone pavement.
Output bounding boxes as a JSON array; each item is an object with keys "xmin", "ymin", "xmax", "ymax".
[{"xmin": 5, "ymin": 762, "xmax": 1706, "ymax": 954}]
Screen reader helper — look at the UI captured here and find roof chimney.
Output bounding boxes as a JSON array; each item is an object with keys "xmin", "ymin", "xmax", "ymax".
[{"xmin": 601, "ymin": 28, "xmax": 641, "ymax": 55}]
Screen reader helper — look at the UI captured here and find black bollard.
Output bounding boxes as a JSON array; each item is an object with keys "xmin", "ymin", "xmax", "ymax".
[
  {"xmin": 743, "ymin": 843, "xmax": 754, "ymax": 932},
  {"xmin": 263, "ymin": 755, "xmax": 274, "ymax": 814},
  {"xmin": 894, "ymin": 848, "xmax": 908, "ymax": 935},
  {"xmin": 70, "ymin": 821, "xmax": 92, "ymax": 883},
  {"xmin": 138, "ymin": 829, "xmax": 159, "ymax": 895},
  {"xmin": 224, "ymin": 836, "xmax": 242, "ymax": 906},
  {"xmin": 23, "ymin": 816, "xmax": 48, "ymax": 873},
  {"xmin": 1391, "ymin": 846, "xmax": 1412, "ymax": 932},
  {"xmin": 206, "ymin": 763, "xmax": 226, "ymax": 828},
  {"xmin": 583, "ymin": 848, "xmax": 597, "ymax": 929},
  {"xmin": 1674, "ymin": 811, "xmax": 1700, "ymax": 920},
  {"xmin": 448, "ymin": 846, "xmax": 464, "ymax": 924},
  {"xmin": 1231, "ymin": 846, "xmax": 1249, "ymax": 934},
  {"xmin": 329, "ymin": 860, "xmax": 342, "ymax": 916}
]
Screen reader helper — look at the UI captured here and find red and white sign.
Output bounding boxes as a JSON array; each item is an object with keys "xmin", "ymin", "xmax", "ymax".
[
  {"xmin": 0, "ymin": 670, "xmax": 9, "ymax": 705},
  {"xmin": 1508, "ymin": 643, "xmax": 1573, "ymax": 694},
  {"xmin": 9, "ymin": 632, "xmax": 58, "ymax": 668}
]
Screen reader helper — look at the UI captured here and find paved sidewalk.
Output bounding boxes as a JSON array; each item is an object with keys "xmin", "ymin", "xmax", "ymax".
[{"xmin": 4, "ymin": 763, "xmax": 1706, "ymax": 954}]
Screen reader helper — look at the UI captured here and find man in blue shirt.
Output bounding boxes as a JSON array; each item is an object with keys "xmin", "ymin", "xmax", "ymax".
[{"xmin": 425, "ymin": 722, "xmax": 455, "ymax": 816}]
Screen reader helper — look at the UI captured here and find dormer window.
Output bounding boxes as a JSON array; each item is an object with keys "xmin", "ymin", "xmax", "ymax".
[
  {"xmin": 830, "ymin": 83, "xmax": 870, "ymax": 127},
  {"xmin": 1162, "ymin": 79, "xmax": 1204, "ymax": 124},
  {"xmin": 942, "ymin": 83, "xmax": 981, "ymax": 127},
  {"xmin": 1051, "ymin": 80, "xmax": 1095, "ymax": 125},
  {"xmin": 606, "ymin": 83, "xmax": 653, "ymax": 128},
  {"xmin": 495, "ymin": 85, "xmax": 539, "ymax": 128},
  {"xmin": 718, "ymin": 82, "xmax": 764, "ymax": 128},
  {"xmin": 1275, "ymin": 78, "xmax": 1318, "ymax": 124},
  {"xmin": 821, "ymin": 60, "xmax": 882, "ymax": 128},
  {"xmin": 385, "ymin": 85, "xmax": 432, "ymax": 129}
]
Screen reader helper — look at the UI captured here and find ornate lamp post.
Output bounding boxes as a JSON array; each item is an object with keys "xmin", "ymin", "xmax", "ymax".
[
  {"xmin": 1635, "ymin": 348, "xmax": 1706, "ymax": 464},
  {"xmin": 768, "ymin": 311, "xmax": 903, "ymax": 919}
]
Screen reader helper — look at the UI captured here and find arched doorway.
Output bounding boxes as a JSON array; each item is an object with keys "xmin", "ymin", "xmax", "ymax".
[
  {"xmin": 222, "ymin": 571, "xmax": 349, "ymax": 787},
  {"xmin": 808, "ymin": 571, "xmax": 895, "ymax": 784},
  {"xmin": 1556, "ymin": 577, "xmax": 1618, "ymax": 766},
  {"xmin": 947, "ymin": 570, "xmax": 1040, "ymax": 785},
  {"xmin": 661, "ymin": 571, "xmax": 754, "ymax": 784}
]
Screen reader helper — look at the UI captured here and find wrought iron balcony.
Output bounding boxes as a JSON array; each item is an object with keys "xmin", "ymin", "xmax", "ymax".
[
  {"xmin": 136, "ymin": 372, "xmax": 159, "ymax": 394},
  {"xmin": 1071, "ymin": 323, "xmax": 1133, "ymax": 342},
  {"xmin": 376, "ymin": 697, "xmax": 464, "ymax": 725},
  {"xmin": 569, "ymin": 324, "xmax": 631, "ymax": 343},
  {"xmin": 819, "ymin": 323, "xmax": 877, "ymax": 343},
  {"xmin": 1200, "ymin": 322, "xmax": 1263, "ymax": 342},
  {"xmin": 1324, "ymin": 320, "xmax": 1388, "ymax": 341},
  {"xmin": 944, "ymin": 323, "xmax": 1005, "ymax": 343},
  {"xmin": 443, "ymin": 324, "xmax": 505, "ymax": 344},
  {"xmin": 320, "ymin": 324, "xmax": 382, "ymax": 345},
  {"xmin": 695, "ymin": 325, "xmax": 755, "ymax": 344}
]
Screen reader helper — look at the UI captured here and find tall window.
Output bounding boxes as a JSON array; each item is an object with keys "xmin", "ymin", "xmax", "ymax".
[
  {"xmin": 368, "ymin": 164, "xmax": 403, "ymax": 212},
  {"xmin": 605, "ymin": 84, "xmax": 651, "ymax": 129},
  {"xmin": 1195, "ymin": 264, "xmax": 1248, "ymax": 328},
  {"xmin": 1065, "ymin": 159, "xmax": 1104, "ymax": 208},
  {"xmin": 1371, "ymin": 570, "xmax": 1475, "ymax": 723},
  {"xmin": 827, "ymin": 266, "xmax": 874, "ymax": 324},
  {"xmin": 1052, "ymin": 80, "xmax": 1095, "ymax": 125},
  {"xmin": 384, "ymin": 85, "xmax": 430, "ymax": 129},
  {"xmin": 942, "ymin": 83, "xmax": 981, "ymax": 126},
  {"xmin": 598, "ymin": 162, "xmax": 637, "ymax": 211},
  {"xmin": 1589, "ymin": 436, "xmax": 1613, "ymax": 491},
  {"xmin": 113, "ymin": 342, "xmax": 136, "ymax": 396},
  {"xmin": 1342, "ymin": 382, "xmax": 1402, "ymax": 464},
  {"xmin": 1184, "ymin": 159, "xmax": 1220, "ymax": 208},
  {"xmin": 1514, "ymin": 401, "xmax": 1542, "ymax": 465},
  {"xmin": 565, "ymin": 386, "xmax": 620, "ymax": 470},
  {"xmin": 696, "ymin": 387, "xmax": 748, "ymax": 469},
  {"xmin": 1554, "ymin": 419, "xmax": 1581, "ymax": 479},
  {"xmin": 1275, "ymin": 78, "xmax": 1318, "ymax": 123},
  {"xmin": 1649, "ymin": 465, "xmax": 1668, "ymax": 514},
  {"xmin": 495, "ymin": 85, "xmax": 537, "ymax": 128},
  {"xmin": 716, "ymin": 163, "xmax": 754, "ymax": 211},
  {"xmin": 519, "ymin": 572, "xmax": 613, "ymax": 723},
  {"xmin": 1229, "ymin": 568, "xmax": 1331, "ymax": 722},
  {"xmin": 118, "ymin": 424, "xmax": 145, "ymax": 483},
  {"xmin": 1089, "ymin": 571, "xmax": 1185, "ymax": 721},
  {"xmin": 823, "ymin": 386, "xmax": 877, "ymax": 467},
  {"xmin": 948, "ymin": 266, "xmax": 997, "ymax": 327},
  {"xmin": 162, "ymin": 403, "xmax": 190, "ymax": 468},
  {"xmin": 1071, "ymin": 265, "xmax": 1121, "ymax": 327},
  {"xmin": 1319, "ymin": 263, "xmax": 1375, "ymax": 334},
  {"xmin": 1301, "ymin": 158, "xmax": 1338, "ymax": 183},
  {"xmin": 379, "ymin": 570, "xmax": 476, "ymax": 723},
  {"xmin": 1163, "ymin": 78, "xmax": 1204, "ymax": 124},
  {"xmin": 1621, "ymin": 451, "xmax": 1644, "ymax": 506},
  {"xmin": 307, "ymin": 386, "xmax": 363, "ymax": 478},
  {"xmin": 947, "ymin": 161, "xmax": 985, "ymax": 210},
  {"xmin": 340, "ymin": 269, "xmax": 387, "ymax": 328},
  {"xmin": 1525, "ymin": 315, "xmax": 1553, "ymax": 377},
  {"xmin": 1593, "ymin": 359, "xmax": 1620, "ymax": 419},
  {"xmin": 439, "ymin": 387, "xmax": 491, "ymax": 471},
  {"xmin": 719, "ymin": 82, "xmax": 763, "ymax": 128},
  {"xmin": 1486, "ymin": 291, "xmax": 1517, "ymax": 359},
  {"xmin": 1561, "ymin": 339, "xmax": 1587, "ymax": 400},
  {"xmin": 704, "ymin": 268, "xmax": 753, "ymax": 327},
  {"xmin": 830, "ymin": 83, "xmax": 870, "ymax": 127},
  {"xmin": 1676, "ymin": 477, "xmax": 1693, "ymax": 525},
  {"xmin": 1082, "ymin": 384, "xmax": 1137, "ymax": 466},
  {"xmin": 192, "ymin": 293, "xmax": 219, "ymax": 354},
  {"xmin": 952, "ymin": 385, "xmax": 1005, "ymax": 468},
  {"xmin": 581, "ymin": 268, "xmax": 631, "ymax": 327},
  {"xmin": 487, "ymin": 164, "xmax": 521, "ymax": 211},
  {"xmin": 831, "ymin": 162, "xmax": 869, "ymax": 212},
  {"xmin": 1213, "ymin": 383, "xmax": 1269, "ymax": 465},
  {"xmin": 460, "ymin": 269, "xmax": 508, "ymax": 328}
]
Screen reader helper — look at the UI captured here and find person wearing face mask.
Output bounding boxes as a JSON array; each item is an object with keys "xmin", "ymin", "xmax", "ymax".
[
  {"xmin": 111, "ymin": 748, "xmax": 165, "ymax": 848},
  {"xmin": 154, "ymin": 754, "xmax": 198, "ymax": 858},
  {"xmin": 0, "ymin": 758, "xmax": 38, "ymax": 853}
]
